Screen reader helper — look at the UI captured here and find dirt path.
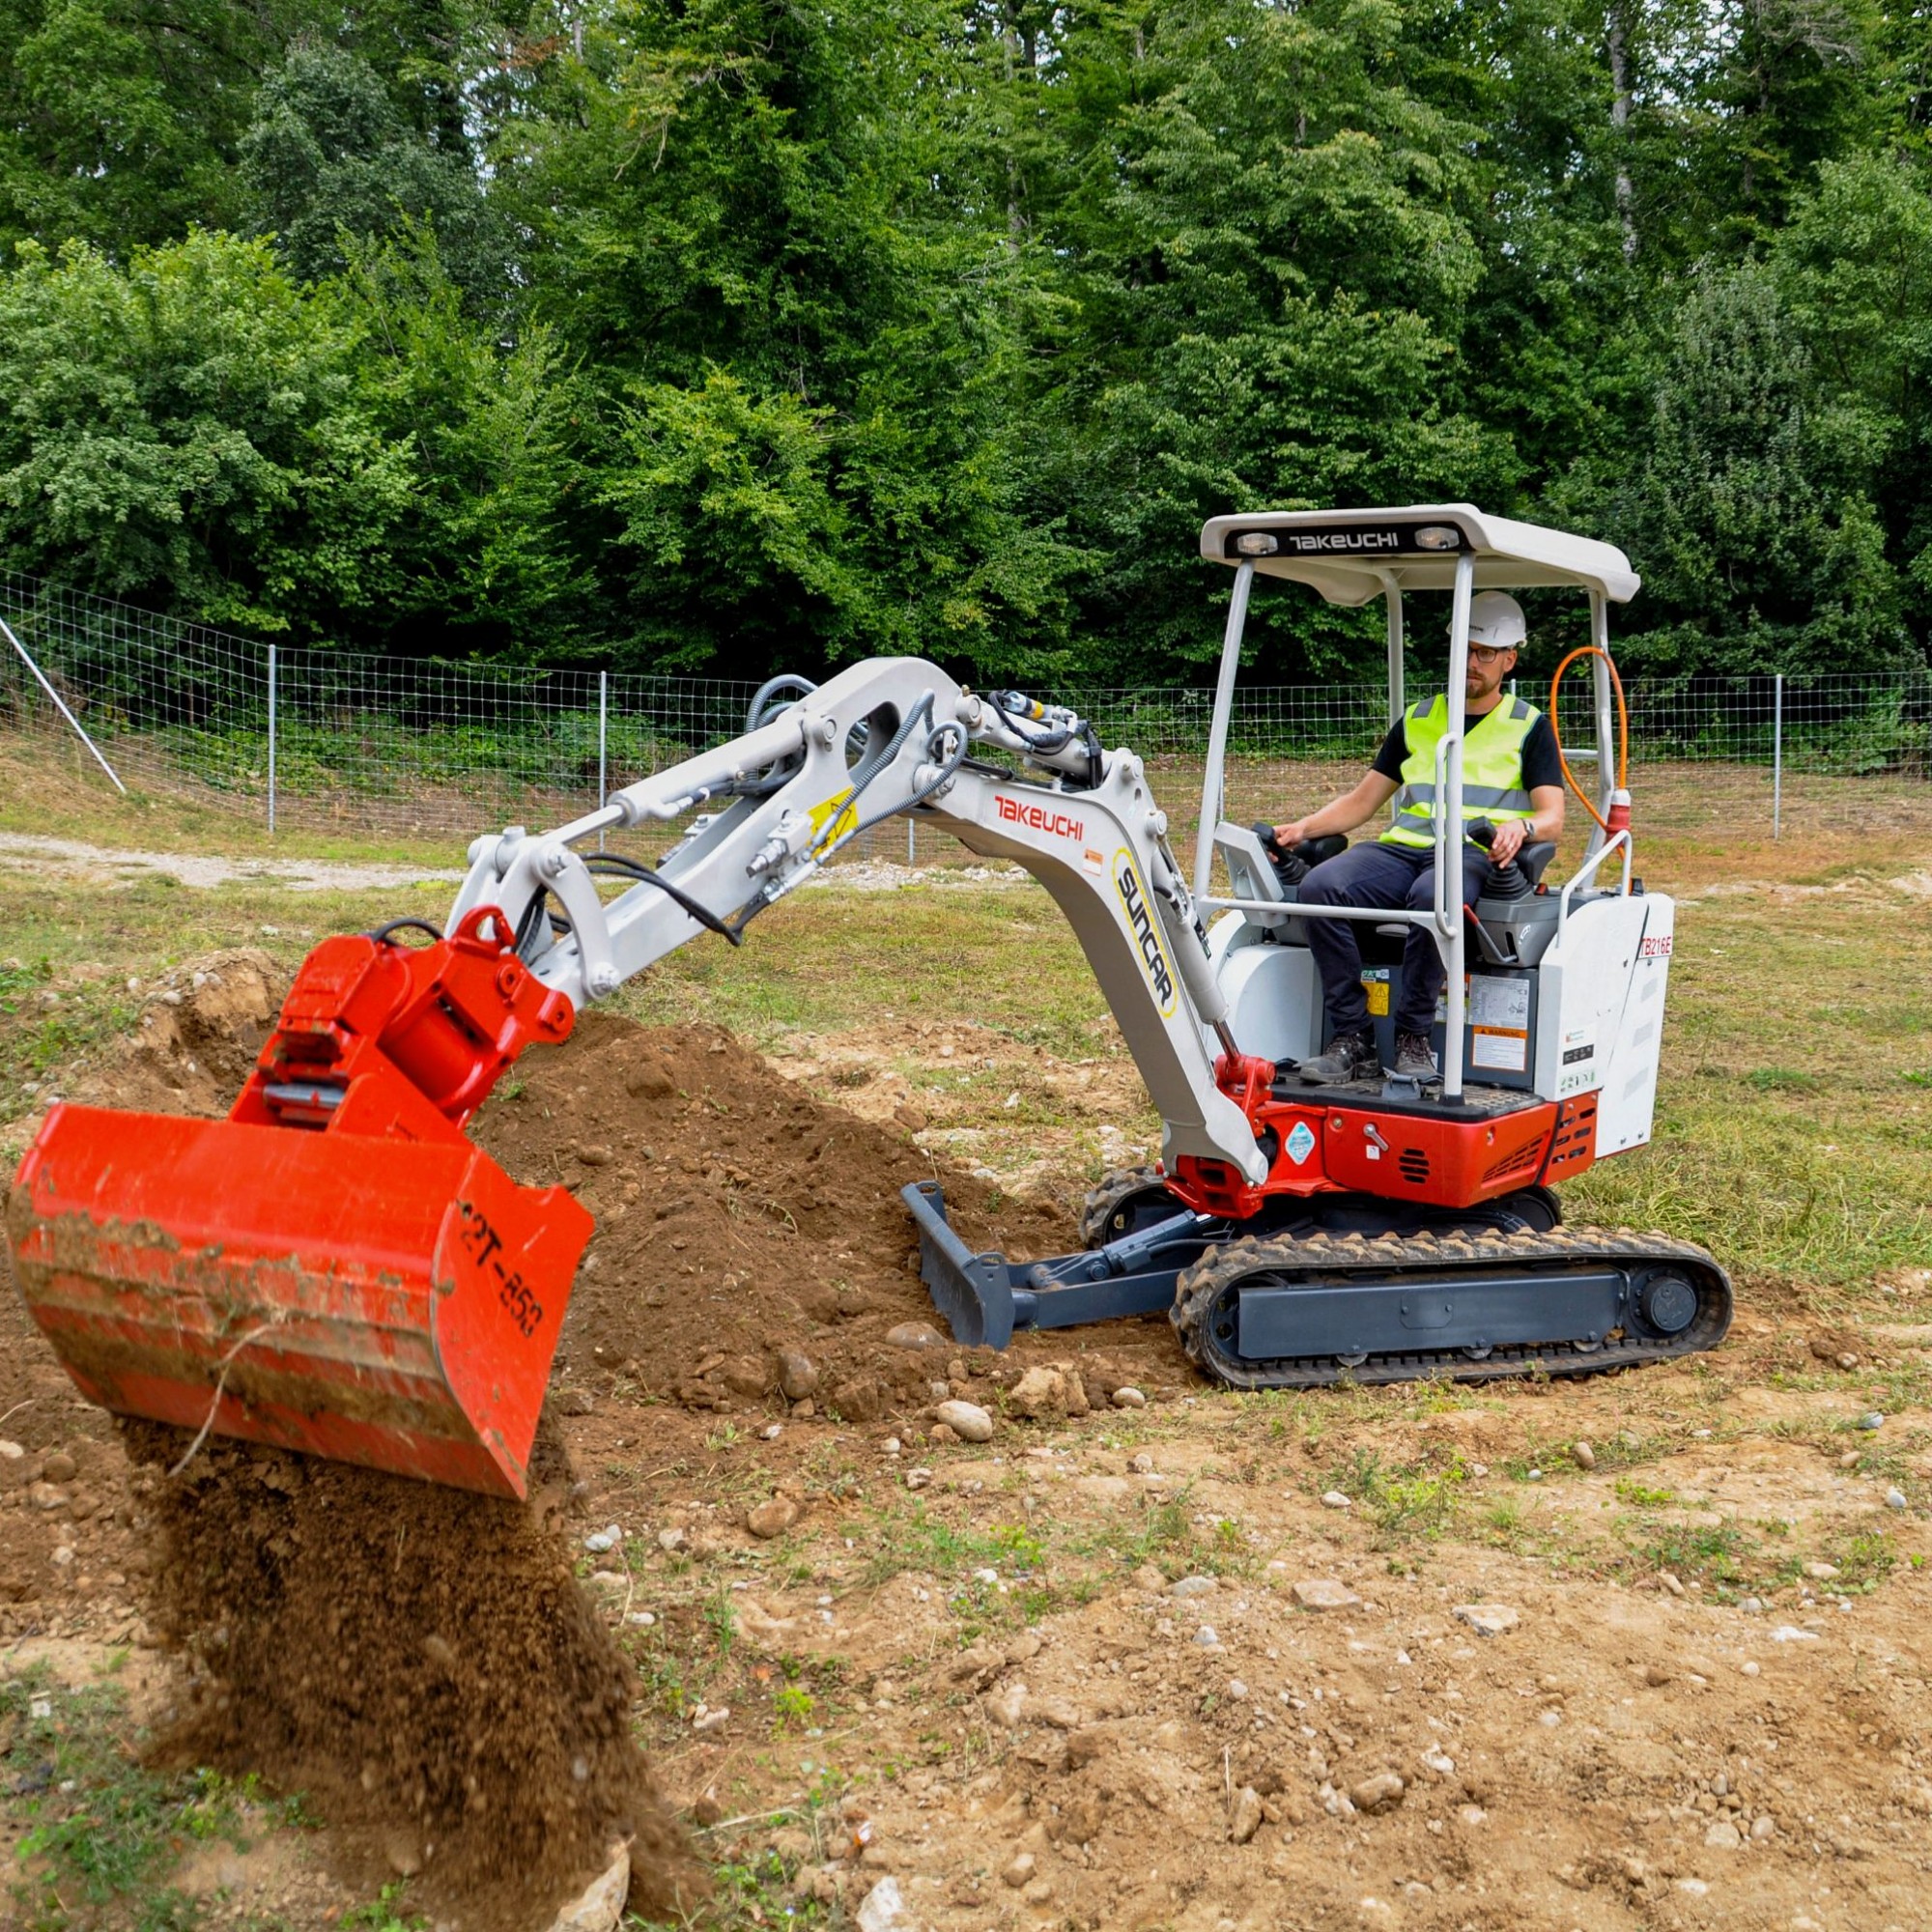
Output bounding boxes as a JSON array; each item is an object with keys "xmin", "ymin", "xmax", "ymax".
[
  {"xmin": 0, "ymin": 831, "xmax": 1033, "ymax": 897},
  {"xmin": 0, "ymin": 829, "xmax": 468, "ymax": 892}
]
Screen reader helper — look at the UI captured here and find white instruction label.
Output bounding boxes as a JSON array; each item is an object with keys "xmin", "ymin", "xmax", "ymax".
[{"xmin": 1469, "ymin": 975, "xmax": 1530, "ymax": 1030}]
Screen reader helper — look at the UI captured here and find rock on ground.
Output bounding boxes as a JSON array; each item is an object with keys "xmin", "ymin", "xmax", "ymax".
[
  {"xmin": 1454, "ymin": 1603, "xmax": 1520, "ymax": 1637},
  {"xmin": 856, "ymin": 1874, "xmax": 911, "ymax": 1931},
  {"xmin": 746, "ymin": 1497, "xmax": 800, "ymax": 1539},
  {"xmin": 1009, "ymin": 1366, "xmax": 1065, "ymax": 1418},
  {"xmin": 1293, "ymin": 1578, "xmax": 1361, "ymax": 1611},
  {"xmin": 547, "ymin": 1844, "xmax": 632, "ymax": 1932},
  {"xmin": 935, "ymin": 1399, "xmax": 994, "ymax": 1442},
  {"xmin": 1228, "ymin": 1786, "xmax": 1264, "ymax": 1843}
]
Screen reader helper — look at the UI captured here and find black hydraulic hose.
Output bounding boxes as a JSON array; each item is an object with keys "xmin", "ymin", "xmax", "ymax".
[
  {"xmin": 989, "ymin": 689, "xmax": 1077, "ymax": 755},
  {"xmin": 583, "ymin": 853, "xmax": 743, "ymax": 946},
  {"xmin": 366, "ymin": 917, "xmax": 445, "ymax": 947},
  {"xmin": 728, "ymin": 674, "xmax": 820, "ymax": 795},
  {"xmin": 806, "ymin": 694, "xmax": 927, "ymax": 863},
  {"xmin": 747, "ymin": 673, "xmax": 817, "ymax": 734},
  {"xmin": 512, "ymin": 892, "xmax": 550, "ymax": 956},
  {"xmin": 811, "ymin": 697, "xmax": 969, "ymax": 864}
]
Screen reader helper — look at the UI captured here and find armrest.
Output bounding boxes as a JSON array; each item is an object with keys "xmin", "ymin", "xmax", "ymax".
[{"xmin": 1518, "ymin": 841, "xmax": 1557, "ymax": 890}]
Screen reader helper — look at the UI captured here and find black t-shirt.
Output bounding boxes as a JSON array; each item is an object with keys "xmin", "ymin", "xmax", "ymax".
[{"xmin": 1371, "ymin": 703, "xmax": 1563, "ymax": 792}]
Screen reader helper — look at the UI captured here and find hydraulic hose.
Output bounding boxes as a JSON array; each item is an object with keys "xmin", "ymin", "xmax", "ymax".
[
  {"xmin": 1548, "ymin": 646, "xmax": 1630, "ymax": 837},
  {"xmin": 747, "ymin": 673, "xmax": 818, "ymax": 734}
]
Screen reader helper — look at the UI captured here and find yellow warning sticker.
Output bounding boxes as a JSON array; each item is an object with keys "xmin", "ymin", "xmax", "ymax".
[
  {"xmin": 809, "ymin": 789, "xmax": 860, "ymax": 845},
  {"xmin": 1361, "ymin": 968, "xmax": 1391, "ymax": 1017}
]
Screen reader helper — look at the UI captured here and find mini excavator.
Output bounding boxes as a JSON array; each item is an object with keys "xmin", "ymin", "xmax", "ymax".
[{"xmin": 6, "ymin": 507, "xmax": 1730, "ymax": 1498}]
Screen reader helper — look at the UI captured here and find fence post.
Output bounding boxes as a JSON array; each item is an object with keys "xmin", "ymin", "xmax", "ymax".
[
  {"xmin": 1773, "ymin": 673, "xmax": 1782, "ymax": 841},
  {"xmin": 267, "ymin": 643, "xmax": 277, "ymax": 836},
  {"xmin": 598, "ymin": 669, "xmax": 609, "ymax": 852}
]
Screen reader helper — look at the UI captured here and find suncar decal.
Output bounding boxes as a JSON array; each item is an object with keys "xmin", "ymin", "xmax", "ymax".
[{"xmin": 1113, "ymin": 851, "xmax": 1178, "ymax": 1018}]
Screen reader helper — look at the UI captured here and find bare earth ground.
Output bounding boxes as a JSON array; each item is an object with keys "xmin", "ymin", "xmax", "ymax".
[{"xmin": 0, "ymin": 762, "xmax": 1928, "ymax": 1931}]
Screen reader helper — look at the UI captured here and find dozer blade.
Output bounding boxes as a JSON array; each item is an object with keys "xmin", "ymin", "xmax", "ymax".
[{"xmin": 7, "ymin": 1103, "xmax": 592, "ymax": 1500}]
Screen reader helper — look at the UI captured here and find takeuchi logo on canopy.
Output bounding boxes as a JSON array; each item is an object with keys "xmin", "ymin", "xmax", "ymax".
[{"xmin": 1281, "ymin": 529, "xmax": 1404, "ymax": 552}]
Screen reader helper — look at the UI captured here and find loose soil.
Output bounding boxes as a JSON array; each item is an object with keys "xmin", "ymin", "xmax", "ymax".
[
  {"xmin": 0, "ymin": 948, "xmax": 1150, "ymax": 1927},
  {"xmin": 5, "ymin": 938, "xmax": 1932, "ymax": 1932},
  {"xmin": 126, "ymin": 1422, "xmax": 696, "ymax": 1928},
  {"xmin": 469, "ymin": 1012, "xmax": 1136, "ymax": 1423}
]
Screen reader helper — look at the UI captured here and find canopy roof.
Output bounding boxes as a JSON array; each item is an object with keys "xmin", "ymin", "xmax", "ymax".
[{"xmin": 1198, "ymin": 504, "xmax": 1639, "ymax": 606}]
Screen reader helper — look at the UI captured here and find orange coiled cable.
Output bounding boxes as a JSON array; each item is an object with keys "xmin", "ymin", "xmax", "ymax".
[{"xmin": 1548, "ymin": 645, "xmax": 1629, "ymax": 835}]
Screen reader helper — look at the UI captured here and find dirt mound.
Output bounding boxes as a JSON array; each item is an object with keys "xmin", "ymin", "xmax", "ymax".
[
  {"xmin": 53, "ymin": 947, "xmax": 1084, "ymax": 1424},
  {"xmin": 67, "ymin": 946, "xmax": 285, "ymax": 1118},
  {"xmin": 48, "ymin": 942, "xmax": 1083, "ymax": 1417},
  {"xmin": 472, "ymin": 1012, "xmax": 1077, "ymax": 1418},
  {"xmin": 128, "ymin": 1423, "xmax": 699, "ymax": 1927}
]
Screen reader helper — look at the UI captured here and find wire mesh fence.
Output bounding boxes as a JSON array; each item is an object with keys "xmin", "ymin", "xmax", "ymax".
[{"xmin": 2, "ymin": 572, "xmax": 1928, "ymax": 860}]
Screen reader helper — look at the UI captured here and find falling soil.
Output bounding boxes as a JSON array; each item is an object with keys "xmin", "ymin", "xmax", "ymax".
[{"xmin": 125, "ymin": 1419, "xmax": 700, "ymax": 1928}]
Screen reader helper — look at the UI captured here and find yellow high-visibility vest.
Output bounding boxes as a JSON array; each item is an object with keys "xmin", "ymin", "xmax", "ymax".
[{"xmin": 1380, "ymin": 694, "xmax": 1539, "ymax": 849}]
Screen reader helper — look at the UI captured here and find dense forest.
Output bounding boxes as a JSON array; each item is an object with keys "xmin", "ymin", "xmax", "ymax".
[{"xmin": 0, "ymin": 0, "xmax": 1929, "ymax": 684}]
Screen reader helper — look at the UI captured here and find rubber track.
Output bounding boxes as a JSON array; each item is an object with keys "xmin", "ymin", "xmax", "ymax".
[{"xmin": 1171, "ymin": 1224, "xmax": 1733, "ymax": 1390}]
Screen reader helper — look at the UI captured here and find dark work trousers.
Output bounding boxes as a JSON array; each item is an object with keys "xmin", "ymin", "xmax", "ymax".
[{"xmin": 1297, "ymin": 840, "xmax": 1491, "ymax": 1037}]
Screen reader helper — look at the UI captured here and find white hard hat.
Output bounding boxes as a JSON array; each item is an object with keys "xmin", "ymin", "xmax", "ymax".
[{"xmin": 1464, "ymin": 591, "xmax": 1526, "ymax": 651}]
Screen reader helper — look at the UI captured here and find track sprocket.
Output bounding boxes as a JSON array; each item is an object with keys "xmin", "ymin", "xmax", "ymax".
[{"xmin": 1078, "ymin": 1165, "xmax": 1181, "ymax": 1248}]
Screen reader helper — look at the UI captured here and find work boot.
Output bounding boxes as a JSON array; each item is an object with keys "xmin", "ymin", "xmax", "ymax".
[
  {"xmin": 1394, "ymin": 1031, "xmax": 1438, "ymax": 1079},
  {"xmin": 1298, "ymin": 1027, "xmax": 1380, "ymax": 1086}
]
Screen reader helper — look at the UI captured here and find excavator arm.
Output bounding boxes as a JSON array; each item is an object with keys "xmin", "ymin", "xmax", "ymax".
[
  {"xmin": 459, "ymin": 658, "xmax": 1265, "ymax": 1181},
  {"xmin": 6, "ymin": 660, "xmax": 1260, "ymax": 1498}
]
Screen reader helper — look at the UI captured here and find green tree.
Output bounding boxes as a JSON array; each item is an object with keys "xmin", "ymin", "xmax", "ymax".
[
  {"xmin": 501, "ymin": 0, "xmax": 1084, "ymax": 677},
  {"xmin": 335, "ymin": 230, "xmax": 598, "ymax": 655},
  {"xmin": 240, "ymin": 42, "xmax": 506, "ymax": 298},
  {"xmin": 0, "ymin": 230, "xmax": 416, "ymax": 633},
  {"xmin": 0, "ymin": 0, "xmax": 265, "ymax": 250},
  {"xmin": 1775, "ymin": 151, "xmax": 1932, "ymax": 639},
  {"xmin": 1699, "ymin": 0, "xmax": 1885, "ymax": 249},
  {"xmin": 1037, "ymin": 0, "xmax": 1515, "ymax": 678},
  {"xmin": 1562, "ymin": 264, "xmax": 1900, "ymax": 673}
]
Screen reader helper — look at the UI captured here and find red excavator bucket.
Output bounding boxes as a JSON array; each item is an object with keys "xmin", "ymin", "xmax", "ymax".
[{"xmin": 3, "ymin": 912, "xmax": 591, "ymax": 1500}]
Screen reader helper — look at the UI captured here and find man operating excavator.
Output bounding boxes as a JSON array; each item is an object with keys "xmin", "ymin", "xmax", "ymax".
[{"xmin": 1274, "ymin": 591, "xmax": 1568, "ymax": 1085}]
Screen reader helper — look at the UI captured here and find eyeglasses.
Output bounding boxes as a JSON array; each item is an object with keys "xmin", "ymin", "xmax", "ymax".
[{"xmin": 1467, "ymin": 644, "xmax": 1515, "ymax": 666}]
